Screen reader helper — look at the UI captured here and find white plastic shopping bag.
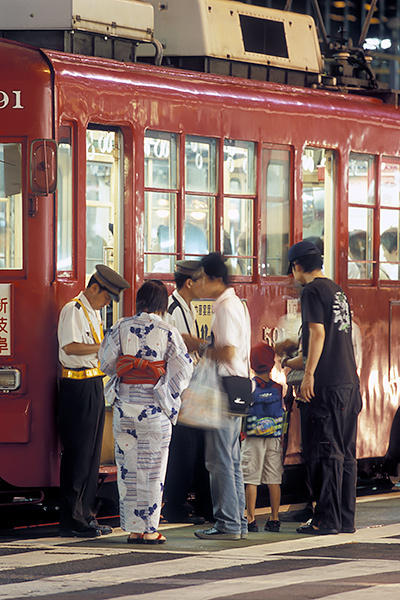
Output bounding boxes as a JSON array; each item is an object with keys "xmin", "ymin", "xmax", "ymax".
[{"xmin": 178, "ymin": 358, "xmax": 226, "ymax": 429}]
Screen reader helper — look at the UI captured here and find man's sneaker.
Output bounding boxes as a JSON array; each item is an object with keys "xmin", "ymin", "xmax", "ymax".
[
  {"xmin": 247, "ymin": 520, "xmax": 259, "ymax": 532},
  {"xmin": 194, "ymin": 527, "xmax": 240, "ymax": 540},
  {"xmin": 59, "ymin": 525, "xmax": 102, "ymax": 538},
  {"xmin": 264, "ymin": 519, "xmax": 280, "ymax": 532},
  {"xmin": 88, "ymin": 518, "xmax": 113, "ymax": 535}
]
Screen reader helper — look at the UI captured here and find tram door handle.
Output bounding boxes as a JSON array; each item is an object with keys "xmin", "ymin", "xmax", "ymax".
[{"xmin": 103, "ymin": 245, "xmax": 114, "ymax": 269}]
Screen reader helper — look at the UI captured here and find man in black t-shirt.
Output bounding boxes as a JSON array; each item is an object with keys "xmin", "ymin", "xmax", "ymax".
[{"xmin": 288, "ymin": 240, "xmax": 362, "ymax": 535}]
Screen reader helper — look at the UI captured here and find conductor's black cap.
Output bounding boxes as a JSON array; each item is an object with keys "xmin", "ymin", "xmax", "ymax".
[{"xmin": 93, "ymin": 264, "xmax": 129, "ymax": 302}]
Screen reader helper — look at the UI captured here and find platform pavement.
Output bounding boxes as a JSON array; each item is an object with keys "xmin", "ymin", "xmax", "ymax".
[{"xmin": 0, "ymin": 492, "xmax": 399, "ymax": 599}]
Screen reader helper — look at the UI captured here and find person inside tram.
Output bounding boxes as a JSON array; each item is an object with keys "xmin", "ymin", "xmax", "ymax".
[
  {"xmin": 99, "ymin": 280, "xmax": 193, "ymax": 544},
  {"xmin": 348, "ymin": 230, "xmax": 367, "ymax": 279},
  {"xmin": 380, "ymin": 228, "xmax": 399, "ymax": 280}
]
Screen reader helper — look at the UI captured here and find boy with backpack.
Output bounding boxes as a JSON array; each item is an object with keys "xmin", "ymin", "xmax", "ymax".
[{"xmin": 241, "ymin": 343, "xmax": 285, "ymax": 532}]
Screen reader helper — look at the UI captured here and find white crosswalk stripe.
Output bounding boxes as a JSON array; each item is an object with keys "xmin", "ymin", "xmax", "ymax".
[{"xmin": 0, "ymin": 523, "xmax": 399, "ymax": 599}]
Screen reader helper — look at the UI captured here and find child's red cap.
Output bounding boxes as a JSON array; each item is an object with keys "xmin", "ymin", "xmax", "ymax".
[{"xmin": 250, "ymin": 343, "xmax": 275, "ymax": 373}]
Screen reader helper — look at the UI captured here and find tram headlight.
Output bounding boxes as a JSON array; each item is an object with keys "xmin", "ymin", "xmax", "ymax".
[{"xmin": 0, "ymin": 368, "xmax": 21, "ymax": 391}]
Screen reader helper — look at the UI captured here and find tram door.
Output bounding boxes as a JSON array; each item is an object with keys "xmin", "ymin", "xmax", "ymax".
[
  {"xmin": 85, "ymin": 127, "xmax": 124, "ymax": 329},
  {"xmin": 301, "ymin": 147, "xmax": 336, "ymax": 279},
  {"xmin": 85, "ymin": 127, "xmax": 124, "ymax": 464}
]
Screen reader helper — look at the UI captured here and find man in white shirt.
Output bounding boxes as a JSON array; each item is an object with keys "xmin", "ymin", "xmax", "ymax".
[
  {"xmin": 163, "ymin": 260, "xmax": 213, "ymax": 524},
  {"xmin": 57, "ymin": 264, "xmax": 129, "ymax": 538},
  {"xmin": 193, "ymin": 253, "xmax": 251, "ymax": 540}
]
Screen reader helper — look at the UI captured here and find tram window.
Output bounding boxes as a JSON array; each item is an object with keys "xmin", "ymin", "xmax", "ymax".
[
  {"xmin": 145, "ymin": 191, "xmax": 176, "ymax": 273},
  {"xmin": 0, "ymin": 143, "xmax": 22, "ymax": 270},
  {"xmin": 86, "ymin": 128, "xmax": 124, "ymax": 330},
  {"xmin": 185, "ymin": 136, "xmax": 217, "ymax": 193},
  {"xmin": 184, "ymin": 195, "xmax": 213, "ymax": 258},
  {"xmin": 379, "ymin": 160, "xmax": 400, "ymax": 280},
  {"xmin": 223, "ymin": 197, "xmax": 253, "ymax": 275},
  {"xmin": 57, "ymin": 127, "xmax": 73, "ymax": 272},
  {"xmin": 349, "ymin": 154, "xmax": 375, "ymax": 205},
  {"xmin": 184, "ymin": 136, "xmax": 216, "ymax": 259},
  {"xmin": 261, "ymin": 148, "xmax": 290, "ymax": 276},
  {"xmin": 224, "ymin": 140, "xmax": 256, "ymax": 195},
  {"xmin": 144, "ymin": 131, "xmax": 178, "ymax": 272},
  {"xmin": 145, "ymin": 131, "xmax": 178, "ymax": 189},
  {"xmin": 348, "ymin": 153, "xmax": 375, "ymax": 280},
  {"xmin": 301, "ymin": 148, "xmax": 336, "ymax": 279}
]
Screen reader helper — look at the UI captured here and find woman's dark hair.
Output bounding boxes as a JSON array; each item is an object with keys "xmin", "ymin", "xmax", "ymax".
[
  {"xmin": 294, "ymin": 253, "xmax": 323, "ymax": 273},
  {"xmin": 136, "ymin": 280, "xmax": 168, "ymax": 314},
  {"xmin": 200, "ymin": 252, "xmax": 229, "ymax": 285}
]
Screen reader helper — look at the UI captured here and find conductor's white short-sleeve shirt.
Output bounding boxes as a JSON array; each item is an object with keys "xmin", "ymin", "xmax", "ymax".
[{"xmin": 58, "ymin": 291, "xmax": 102, "ymax": 369}]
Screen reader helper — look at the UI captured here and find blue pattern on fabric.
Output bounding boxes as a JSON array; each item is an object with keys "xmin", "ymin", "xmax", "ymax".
[
  {"xmin": 148, "ymin": 503, "xmax": 157, "ymax": 516},
  {"xmin": 99, "ymin": 312, "xmax": 193, "ymax": 533},
  {"xmin": 138, "ymin": 409, "xmax": 148, "ymax": 421},
  {"xmin": 144, "ymin": 345, "xmax": 157, "ymax": 357},
  {"xmin": 134, "ymin": 508, "xmax": 146, "ymax": 521}
]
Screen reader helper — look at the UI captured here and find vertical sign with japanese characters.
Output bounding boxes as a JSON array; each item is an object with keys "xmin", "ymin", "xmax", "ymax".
[
  {"xmin": 0, "ymin": 284, "xmax": 11, "ymax": 356},
  {"xmin": 191, "ymin": 299, "xmax": 214, "ymax": 341}
]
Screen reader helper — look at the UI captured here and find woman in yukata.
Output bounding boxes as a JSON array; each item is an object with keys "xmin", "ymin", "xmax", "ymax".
[{"xmin": 99, "ymin": 280, "xmax": 193, "ymax": 544}]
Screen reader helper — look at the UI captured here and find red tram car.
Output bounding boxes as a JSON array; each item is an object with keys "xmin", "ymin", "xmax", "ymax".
[{"xmin": 0, "ymin": 35, "xmax": 399, "ymax": 500}]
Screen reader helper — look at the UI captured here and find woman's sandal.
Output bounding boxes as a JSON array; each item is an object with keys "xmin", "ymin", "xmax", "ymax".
[{"xmin": 142, "ymin": 532, "xmax": 166, "ymax": 545}]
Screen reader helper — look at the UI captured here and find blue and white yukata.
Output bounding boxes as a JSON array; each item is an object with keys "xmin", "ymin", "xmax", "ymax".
[{"xmin": 99, "ymin": 312, "xmax": 193, "ymax": 534}]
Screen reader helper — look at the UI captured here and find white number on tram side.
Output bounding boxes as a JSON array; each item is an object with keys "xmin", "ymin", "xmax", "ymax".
[{"xmin": 0, "ymin": 90, "xmax": 24, "ymax": 109}]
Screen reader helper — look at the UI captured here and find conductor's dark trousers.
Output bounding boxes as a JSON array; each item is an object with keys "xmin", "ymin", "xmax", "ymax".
[
  {"xmin": 58, "ymin": 376, "xmax": 105, "ymax": 530},
  {"xmin": 305, "ymin": 384, "xmax": 362, "ymax": 532}
]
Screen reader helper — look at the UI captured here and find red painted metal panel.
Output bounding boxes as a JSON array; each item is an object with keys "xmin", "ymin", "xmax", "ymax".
[{"xmin": 1, "ymin": 38, "xmax": 400, "ymax": 493}]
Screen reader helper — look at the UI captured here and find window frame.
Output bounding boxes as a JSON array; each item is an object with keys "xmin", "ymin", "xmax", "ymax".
[
  {"xmin": 0, "ymin": 136, "xmax": 26, "ymax": 277},
  {"xmin": 56, "ymin": 123, "xmax": 75, "ymax": 279},
  {"xmin": 143, "ymin": 130, "xmax": 259, "ymax": 281},
  {"xmin": 378, "ymin": 155, "xmax": 400, "ymax": 284},
  {"xmin": 259, "ymin": 142, "xmax": 293, "ymax": 280},
  {"xmin": 143, "ymin": 129, "xmax": 180, "ymax": 274},
  {"xmin": 347, "ymin": 152, "xmax": 378, "ymax": 285}
]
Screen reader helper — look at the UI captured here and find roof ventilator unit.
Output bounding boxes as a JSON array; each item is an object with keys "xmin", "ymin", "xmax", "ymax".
[
  {"xmin": 0, "ymin": 0, "xmax": 163, "ymax": 65},
  {"xmin": 138, "ymin": 0, "xmax": 323, "ymax": 84}
]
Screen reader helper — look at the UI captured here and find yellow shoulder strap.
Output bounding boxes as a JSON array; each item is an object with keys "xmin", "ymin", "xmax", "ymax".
[{"xmin": 73, "ymin": 298, "xmax": 104, "ymax": 344}]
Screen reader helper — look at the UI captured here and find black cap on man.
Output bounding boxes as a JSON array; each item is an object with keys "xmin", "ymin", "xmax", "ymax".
[{"xmin": 287, "ymin": 240, "xmax": 322, "ymax": 274}]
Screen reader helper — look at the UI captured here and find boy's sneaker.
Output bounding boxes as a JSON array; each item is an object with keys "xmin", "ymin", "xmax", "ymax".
[
  {"xmin": 264, "ymin": 519, "xmax": 280, "ymax": 532},
  {"xmin": 247, "ymin": 520, "xmax": 259, "ymax": 532}
]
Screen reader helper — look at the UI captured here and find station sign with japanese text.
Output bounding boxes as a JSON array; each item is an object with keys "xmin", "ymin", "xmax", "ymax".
[{"xmin": 0, "ymin": 284, "xmax": 11, "ymax": 356}]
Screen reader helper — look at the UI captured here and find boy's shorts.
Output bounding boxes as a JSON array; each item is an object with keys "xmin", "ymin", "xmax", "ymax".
[{"xmin": 241, "ymin": 436, "xmax": 283, "ymax": 485}]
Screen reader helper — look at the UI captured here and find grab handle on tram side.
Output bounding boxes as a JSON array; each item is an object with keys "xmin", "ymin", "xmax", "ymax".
[{"xmin": 30, "ymin": 139, "xmax": 57, "ymax": 195}]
